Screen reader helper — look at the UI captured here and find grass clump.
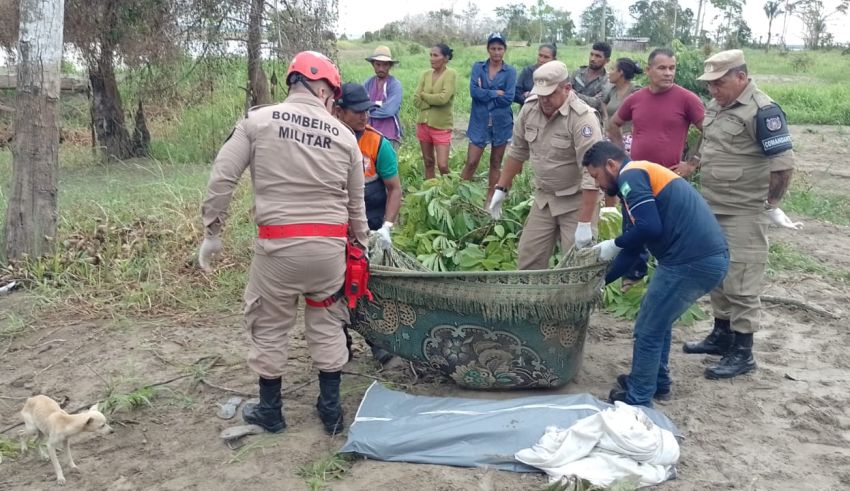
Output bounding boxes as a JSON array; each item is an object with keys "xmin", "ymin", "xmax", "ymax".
[
  {"xmin": 297, "ymin": 452, "xmax": 356, "ymax": 491},
  {"xmin": 101, "ymin": 385, "xmax": 159, "ymax": 414}
]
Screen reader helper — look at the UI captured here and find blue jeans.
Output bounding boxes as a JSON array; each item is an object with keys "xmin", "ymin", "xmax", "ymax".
[{"xmin": 626, "ymin": 251, "xmax": 729, "ymax": 406}]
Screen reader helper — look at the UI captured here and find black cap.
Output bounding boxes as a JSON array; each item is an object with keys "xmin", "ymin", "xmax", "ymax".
[
  {"xmin": 487, "ymin": 32, "xmax": 507, "ymax": 47},
  {"xmin": 335, "ymin": 82, "xmax": 377, "ymax": 112}
]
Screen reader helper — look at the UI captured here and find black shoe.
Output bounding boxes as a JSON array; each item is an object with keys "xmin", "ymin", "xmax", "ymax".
[
  {"xmin": 242, "ymin": 377, "xmax": 286, "ymax": 433},
  {"xmin": 683, "ymin": 318, "xmax": 733, "ymax": 355},
  {"xmin": 616, "ymin": 374, "xmax": 672, "ymax": 402},
  {"xmin": 316, "ymin": 371, "xmax": 344, "ymax": 435},
  {"xmin": 608, "ymin": 387, "xmax": 628, "ymax": 404},
  {"xmin": 705, "ymin": 347, "xmax": 757, "ymax": 379},
  {"xmin": 370, "ymin": 345, "xmax": 394, "ymax": 365}
]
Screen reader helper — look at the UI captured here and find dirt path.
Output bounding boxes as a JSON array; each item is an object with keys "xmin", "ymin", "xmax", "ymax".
[{"xmin": 2, "ymin": 125, "xmax": 849, "ymax": 490}]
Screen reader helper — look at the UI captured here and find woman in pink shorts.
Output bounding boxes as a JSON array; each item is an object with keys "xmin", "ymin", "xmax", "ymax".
[{"xmin": 413, "ymin": 43, "xmax": 458, "ymax": 179}]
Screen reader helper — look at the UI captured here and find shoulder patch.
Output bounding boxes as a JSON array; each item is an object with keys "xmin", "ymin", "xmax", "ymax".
[
  {"xmin": 755, "ymin": 104, "xmax": 793, "ymax": 156},
  {"xmin": 580, "ymin": 125, "xmax": 593, "ymax": 137}
]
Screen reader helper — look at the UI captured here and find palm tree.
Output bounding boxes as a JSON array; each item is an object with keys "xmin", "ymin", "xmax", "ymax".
[{"xmin": 764, "ymin": 0, "xmax": 784, "ymax": 52}]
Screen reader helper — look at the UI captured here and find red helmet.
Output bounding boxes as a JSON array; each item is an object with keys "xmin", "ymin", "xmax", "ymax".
[{"xmin": 286, "ymin": 51, "xmax": 342, "ymax": 98}]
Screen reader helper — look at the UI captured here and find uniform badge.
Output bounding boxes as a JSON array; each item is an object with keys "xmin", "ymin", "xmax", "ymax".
[
  {"xmin": 619, "ymin": 182, "xmax": 631, "ymax": 198},
  {"xmin": 765, "ymin": 116, "xmax": 783, "ymax": 132},
  {"xmin": 580, "ymin": 125, "xmax": 593, "ymax": 137}
]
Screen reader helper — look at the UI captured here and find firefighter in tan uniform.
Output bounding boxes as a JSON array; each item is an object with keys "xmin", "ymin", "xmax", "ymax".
[
  {"xmin": 488, "ymin": 61, "xmax": 602, "ymax": 269},
  {"xmin": 677, "ymin": 50, "xmax": 802, "ymax": 379},
  {"xmin": 197, "ymin": 51, "xmax": 369, "ymax": 434}
]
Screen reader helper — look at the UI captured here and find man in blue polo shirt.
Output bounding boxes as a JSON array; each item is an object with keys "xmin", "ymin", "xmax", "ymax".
[{"xmin": 584, "ymin": 141, "xmax": 729, "ymax": 407}]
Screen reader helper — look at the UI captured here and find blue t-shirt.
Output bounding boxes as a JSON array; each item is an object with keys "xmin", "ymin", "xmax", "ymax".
[{"xmin": 615, "ymin": 160, "xmax": 727, "ymax": 266}]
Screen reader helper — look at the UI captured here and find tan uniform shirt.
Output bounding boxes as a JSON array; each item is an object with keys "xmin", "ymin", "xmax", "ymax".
[
  {"xmin": 507, "ymin": 91, "xmax": 602, "ymax": 216},
  {"xmin": 202, "ymin": 92, "xmax": 369, "ymax": 255},
  {"xmin": 700, "ymin": 81, "xmax": 795, "ymax": 215}
]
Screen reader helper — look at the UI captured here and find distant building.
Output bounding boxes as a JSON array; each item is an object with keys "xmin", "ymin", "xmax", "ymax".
[{"xmin": 612, "ymin": 37, "xmax": 651, "ymax": 52}]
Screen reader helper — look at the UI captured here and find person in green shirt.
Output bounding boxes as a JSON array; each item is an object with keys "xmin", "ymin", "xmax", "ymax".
[{"xmin": 413, "ymin": 43, "xmax": 457, "ymax": 179}]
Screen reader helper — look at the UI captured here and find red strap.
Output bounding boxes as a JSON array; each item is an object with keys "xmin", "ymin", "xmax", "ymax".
[
  {"xmin": 305, "ymin": 288, "xmax": 344, "ymax": 308},
  {"xmin": 258, "ymin": 223, "xmax": 347, "ymax": 239}
]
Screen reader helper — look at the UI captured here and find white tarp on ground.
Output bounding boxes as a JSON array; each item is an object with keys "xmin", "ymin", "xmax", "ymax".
[
  {"xmin": 515, "ymin": 401, "xmax": 679, "ymax": 487},
  {"xmin": 340, "ymin": 382, "xmax": 680, "ymax": 475}
]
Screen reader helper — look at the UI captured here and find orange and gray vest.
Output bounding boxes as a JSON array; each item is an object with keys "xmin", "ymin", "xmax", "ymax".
[{"xmin": 358, "ymin": 125, "xmax": 387, "ymax": 230}]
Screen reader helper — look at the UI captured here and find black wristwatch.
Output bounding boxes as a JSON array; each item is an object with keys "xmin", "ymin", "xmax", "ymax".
[{"xmin": 495, "ymin": 185, "xmax": 508, "ymax": 194}]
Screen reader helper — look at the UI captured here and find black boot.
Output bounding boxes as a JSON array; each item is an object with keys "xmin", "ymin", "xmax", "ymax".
[
  {"xmin": 616, "ymin": 374, "xmax": 672, "ymax": 402},
  {"xmin": 242, "ymin": 376, "xmax": 286, "ymax": 433},
  {"xmin": 316, "ymin": 371, "xmax": 344, "ymax": 435},
  {"xmin": 705, "ymin": 333, "xmax": 757, "ymax": 379},
  {"xmin": 683, "ymin": 318, "xmax": 733, "ymax": 355}
]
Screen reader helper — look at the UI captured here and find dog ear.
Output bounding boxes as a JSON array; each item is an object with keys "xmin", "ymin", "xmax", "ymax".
[
  {"xmin": 86, "ymin": 416, "xmax": 94, "ymax": 427},
  {"xmin": 89, "ymin": 403, "xmax": 99, "ymax": 413}
]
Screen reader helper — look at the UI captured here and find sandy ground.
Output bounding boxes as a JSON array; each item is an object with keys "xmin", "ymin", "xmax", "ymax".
[{"xmin": 1, "ymin": 125, "xmax": 849, "ymax": 490}]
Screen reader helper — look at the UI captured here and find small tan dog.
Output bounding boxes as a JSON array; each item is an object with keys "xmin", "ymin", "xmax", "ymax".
[{"xmin": 20, "ymin": 395, "xmax": 113, "ymax": 485}]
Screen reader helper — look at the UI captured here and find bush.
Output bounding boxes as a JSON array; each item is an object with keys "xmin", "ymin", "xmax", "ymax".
[
  {"xmin": 672, "ymin": 39, "xmax": 710, "ymax": 99},
  {"xmin": 790, "ymin": 53, "xmax": 814, "ymax": 72}
]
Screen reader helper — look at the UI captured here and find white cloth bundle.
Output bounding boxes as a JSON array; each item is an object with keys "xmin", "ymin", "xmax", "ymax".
[{"xmin": 515, "ymin": 402, "xmax": 680, "ymax": 487}]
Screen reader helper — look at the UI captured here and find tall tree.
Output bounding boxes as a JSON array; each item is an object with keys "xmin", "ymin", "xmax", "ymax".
[
  {"xmin": 5, "ymin": 0, "xmax": 64, "ymax": 261},
  {"xmin": 795, "ymin": 0, "xmax": 849, "ymax": 49},
  {"xmin": 694, "ymin": 0, "xmax": 706, "ymax": 40},
  {"xmin": 580, "ymin": 0, "xmax": 620, "ymax": 42},
  {"xmin": 764, "ymin": 0, "xmax": 784, "ymax": 51},
  {"xmin": 247, "ymin": 0, "xmax": 271, "ymax": 108},
  {"xmin": 629, "ymin": 0, "xmax": 695, "ymax": 45},
  {"xmin": 530, "ymin": 0, "xmax": 575, "ymax": 43},
  {"xmin": 710, "ymin": 0, "xmax": 747, "ymax": 48},
  {"xmin": 495, "ymin": 3, "xmax": 530, "ymax": 40}
]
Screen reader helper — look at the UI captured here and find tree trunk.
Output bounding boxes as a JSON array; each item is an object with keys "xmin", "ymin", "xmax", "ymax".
[
  {"xmin": 766, "ymin": 18, "xmax": 773, "ymax": 52},
  {"xmin": 695, "ymin": 0, "xmax": 704, "ymax": 42},
  {"xmin": 4, "ymin": 0, "xmax": 64, "ymax": 261},
  {"xmin": 247, "ymin": 0, "xmax": 271, "ymax": 109},
  {"xmin": 131, "ymin": 100, "xmax": 150, "ymax": 157},
  {"xmin": 89, "ymin": 46, "xmax": 132, "ymax": 161}
]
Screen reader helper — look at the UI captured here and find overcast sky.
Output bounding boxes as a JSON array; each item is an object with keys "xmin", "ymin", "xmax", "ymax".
[{"xmin": 338, "ymin": 0, "xmax": 850, "ymax": 45}]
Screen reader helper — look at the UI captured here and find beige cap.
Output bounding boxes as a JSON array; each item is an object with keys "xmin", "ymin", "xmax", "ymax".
[
  {"xmin": 698, "ymin": 49, "xmax": 746, "ymax": 81},
  {"xmin": 366, "ymin": 45, "xmax": 396, "ymax": 63},
  {"xmin": 531, "ymin": 61, "xmax": 569, "ymax": 96}
]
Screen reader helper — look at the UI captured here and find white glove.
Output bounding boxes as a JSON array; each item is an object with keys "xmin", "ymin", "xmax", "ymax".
[
  {"xmin": 767, "ymin": 207, "xmax": 803, "ymax": 230},
  {"xmin": 575, "ymin": 222, "xmax": 593, "ymax": 249},
  {"xmin": 592, "ymin": 239, "xmax": 622, "ymax": 261},
  {"xmin": 488, "ymin": 189, "xmax": 507, "ymax": 220},
  {"xmin": 600, "ymin": 207, "xmax": 622, "ymax": 220},
  {"xmin": 198, "ymin": 237, "xmax": 222, "ymax": 272},
  {"xmin": 376, "ymin": 222, "xmax": 393, "ymax": 251}
]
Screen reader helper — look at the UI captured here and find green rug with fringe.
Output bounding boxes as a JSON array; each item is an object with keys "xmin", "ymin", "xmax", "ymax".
[{"xmin": 350, "ymin": 247, "xmax": 608, "ymax": 390}]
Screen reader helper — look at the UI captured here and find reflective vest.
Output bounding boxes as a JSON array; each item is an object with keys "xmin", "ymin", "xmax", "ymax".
[{"xmin": 359, "ymin": 125, "xmax": 387, "ymax": 231}]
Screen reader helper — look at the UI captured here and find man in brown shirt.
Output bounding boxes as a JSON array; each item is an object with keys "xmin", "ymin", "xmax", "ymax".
[
  {"xmin": 488, "ymin": 61, "xmax": 602, "ymax": 269},
  {"xmin": 197, "ymin": 51, "xmax": 369, "ymax": 434},
  {"xmin": 678, "ymin": 50, "xmax": 800, "ymax": 379}
]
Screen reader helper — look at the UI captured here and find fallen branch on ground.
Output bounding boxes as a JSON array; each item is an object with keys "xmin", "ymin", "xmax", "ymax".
[
  {"xmin": 199, "ymin": 379, "xmax": 255, "ymax": 398},
  {"xmin": 761, "ymin": 295, "xmax": 840, "ymax": 319}
]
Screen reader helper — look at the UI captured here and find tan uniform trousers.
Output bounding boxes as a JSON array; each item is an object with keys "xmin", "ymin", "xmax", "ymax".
[
  {"xmin": 243, "ymin": 244, "xmax": 349, "ymax": 379},
  {"xmin": 710, "ymin": 213, "xmax": 769, "ymax": 334},
  {"xmin": 518, "ymin": 204, "xmax": 585, "ymax": 270}
]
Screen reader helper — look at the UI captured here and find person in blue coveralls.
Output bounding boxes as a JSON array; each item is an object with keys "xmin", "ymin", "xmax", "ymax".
[{"xmin": 461, "ymin": 32, "xmax": 516, "ymax": 203}]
